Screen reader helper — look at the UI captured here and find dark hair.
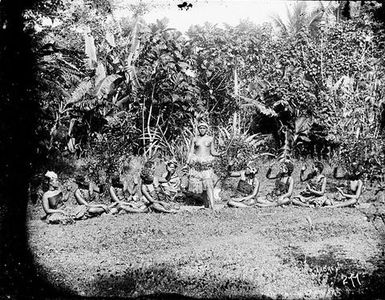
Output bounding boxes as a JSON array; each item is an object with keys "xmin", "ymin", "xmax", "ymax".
[
  {"xmin": 141, "ymin": 161, "xmax": 155, "ymax": 183},
  {"xmin": 349, "ymin": 164, "xmax": 363, "ymax": 180},
  {"xmin": 283, "ymin": 160, "xmax": 294, "ymax": 176},
  {"xmin": 314, "ymin": 161, "xmax": 324, "ymax": 173},
  {"xmin": 167, "ymin": 160, "xmax": 177, "ymax": 168},
  {"xmin": 42, "ymin": 176, "xmax": 50, "ymax": 192},
  {"xmin": 143, "ymin": 160, "xmax": 154, "ymax": 169},
  {"xmin": 75, "ymin": 175, "xmax": 89, "ymax": 188},
  {"xmin": 111, "ymin": 175, "xmax": 121, "ymax": 187}
]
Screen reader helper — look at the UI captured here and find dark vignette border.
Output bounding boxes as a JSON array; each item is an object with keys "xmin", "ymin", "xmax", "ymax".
[{"xmin": 0, "ymin": 1, "xmax": 385, "ymax": 299}]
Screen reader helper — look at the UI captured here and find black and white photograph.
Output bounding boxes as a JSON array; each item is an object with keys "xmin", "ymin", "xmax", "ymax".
[{"xmin": 1, "ymin": 0, "xmax": 385, "ymax": 299}]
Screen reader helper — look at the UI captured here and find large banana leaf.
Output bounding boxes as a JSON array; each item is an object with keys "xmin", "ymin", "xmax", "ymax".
[
  {"xmin": 95, "ymin": 62, "xmax": 107, "ymax": 87},
  {"xmin": 95, "ymin": 74, "xmax": 121, "ymax": 99},
  {"xmin": 84, "ymin": 25, "xmax": 97, "ymax": 68},
  {"xmin": 295, "ymin": 116, "xmax": 311, "ymax": 134}
]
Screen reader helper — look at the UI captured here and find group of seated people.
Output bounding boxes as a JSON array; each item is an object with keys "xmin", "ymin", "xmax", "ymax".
[
  {"xmin": 227, "ymin": 160, "xmax": 363, "ymax": 209},
  {"xmin": 41, "ymin": 158, "xmax": 364, "ymax": 224},
  {"xmin": 42, "ymin": 159, "xmax": 183, "ymax": 224}
]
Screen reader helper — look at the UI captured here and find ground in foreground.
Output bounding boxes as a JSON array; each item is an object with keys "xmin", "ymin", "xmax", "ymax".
[{"xmin": 27, "ymin": 204, "xmax": 385, "ymax": 299}]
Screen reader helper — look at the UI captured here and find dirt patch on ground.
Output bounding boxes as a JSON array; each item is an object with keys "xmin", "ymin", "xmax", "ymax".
[{"xmin": 27, "ymin": 203, "xmax": 385, "ymax": 299}]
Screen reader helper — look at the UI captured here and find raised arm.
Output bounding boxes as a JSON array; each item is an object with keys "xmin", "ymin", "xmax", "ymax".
[
  {"xmin": 333, "ymin": 166, "xmax": 347, "ymax": 180},
  {"xmin": 109, "ymin": 186, "xmax": 120, "ymax": 203},
  {"xmin": 266, "ymin": 166, "xmax": 279, "ymax": 180},
  {"xmin": 74, "ymin": 189, "xmax": 89, "ymax": 206},
  {"xmin": 299, "ymin": 166, "xmax": 313, "ymax": 182}
]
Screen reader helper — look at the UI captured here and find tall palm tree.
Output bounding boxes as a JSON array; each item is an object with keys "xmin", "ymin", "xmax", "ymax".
[{"xmin": 271, "ymin": 1, "xmax": 326, "ymax": 38}]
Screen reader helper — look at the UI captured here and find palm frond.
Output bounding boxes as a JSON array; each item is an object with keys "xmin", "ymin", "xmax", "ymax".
[
  {"xmin": 271, "ymin": 14, "xmax": 288, "ymax": 35},
  {"xmin": 239, "ymin": 95, "xmax": 278, "ymax": 117}
]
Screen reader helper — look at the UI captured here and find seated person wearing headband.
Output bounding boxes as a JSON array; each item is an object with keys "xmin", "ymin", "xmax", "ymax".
[
  {"xmin": 227, "ymin": 161, "xmax": 260, "ymax": 208},
  {"xmin": 255, "ymin": 160, "xmax": 294, "ymax": 207},
  {"xmin": 41, "ymin": 171, "xmax": 92, "ymax": 224},
  {"xmin": 292, "ymin": 161, "xmax": 327, "ymax": 207},
  {"xmin": 158, "ymin": 159, "xmax": 182, "ymax": 202}
]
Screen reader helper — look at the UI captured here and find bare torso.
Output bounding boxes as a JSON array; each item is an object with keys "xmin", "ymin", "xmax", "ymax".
[
  {"xmin": 45, "ymin": 190, "xmax": 64, "ymax": 209},
  {"xmin": 192, "ymin": 135, "xmax": 214, "ymax": 162}
]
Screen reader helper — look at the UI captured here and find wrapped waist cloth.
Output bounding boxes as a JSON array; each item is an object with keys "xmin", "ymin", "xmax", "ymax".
[
  {"xmin": 45, "ymin": 205, "xmax": 89, "ymax": 224},
  {"xmin": 188, "ymin": 168, "xmax": 214, "ymax": 194}
]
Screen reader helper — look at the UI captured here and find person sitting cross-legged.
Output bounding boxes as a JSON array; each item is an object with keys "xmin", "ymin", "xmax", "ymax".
[
  {"xmin": 109, "ymin": 174, "xmax": 149, "ymax": 214},
  {"xmin": 226, "ymin": 161, "xmax": 260, "ymax": 208},
  {"xmin": 157, "ymin": 159, "xmax": 184, "ymax": 203},
  {"xmin": 42, "ymin": 171, "xmax": 90, "ymax": 224},
  {"xmin": 141, "ymin": 161, "xmax": 179, "ymax": 214},
  {"xmin": 255, "ymin": 160, "xmax": 294, "ymax": 207},
  {"xmin": 292, "ymin": 161, "xmax": 327, "ymax": 207},
  {"xmin": 324, "ymin": 164, "xmax": 363, "ymax": 208},
  {"xmin": 74, "ymin": 175, "xmax": 111, "ymax": 216}
]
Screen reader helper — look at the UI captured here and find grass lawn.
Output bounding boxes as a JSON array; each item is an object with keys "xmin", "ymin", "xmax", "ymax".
[
  {"xmin": 26, "ymin": 161, "xmax": 385, "ymax": 299},
  {"xmin": 27, "ymin": 205, "xmax": 385, "ymax": 299}
]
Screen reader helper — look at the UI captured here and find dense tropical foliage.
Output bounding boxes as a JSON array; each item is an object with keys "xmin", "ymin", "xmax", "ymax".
[{"xmin": 25, "ymin": 0, "xmax": 385, "ymax": 181}]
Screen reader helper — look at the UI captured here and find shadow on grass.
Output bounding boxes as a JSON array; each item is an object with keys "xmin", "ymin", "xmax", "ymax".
[
  {"xmin": 89, "ymin": 264, "xmax": 272, "ymax": 300},
  {"xmin": 281, "ymin": 242, "xmax": 385, "ymax": 300}
]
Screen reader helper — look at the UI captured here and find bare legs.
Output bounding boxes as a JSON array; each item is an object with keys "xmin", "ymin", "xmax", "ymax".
[
  {"xmin": 254, "ymin": 197, "xmax": 291, "ymax": 207},
  {"xmin": 323, "ymin": 198, "xmax": 358, "ymax": 208},
  {"xmin": 227, "ymin": 198, "xmax": 256, "ymax": 208},
  {"xmin": 74, "ymin": 189, "xmax": 110, "ymax": 216},
  {"xmin": 205, "ymin": 183, "xmax": 215, "ymax": 209}
]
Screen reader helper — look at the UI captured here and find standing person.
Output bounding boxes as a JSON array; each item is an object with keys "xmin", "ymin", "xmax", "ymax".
[
  {"xmin": 324, "ymin": 164, "xmax": 363, "ymax": 208},
  {"xmin": 186, "ymin": 121, "xmax": 222, "ymax": 209},
  {"xmin": 292, "ymin": 162, "xmax": 327, "ymax": 207},
  {"xmin": 256, "ymin": 160, "xmax": 294, "ymax": 207},
  {"xmin": 227, "ymin": 162, "xmax": 260, "ymax": 208}
]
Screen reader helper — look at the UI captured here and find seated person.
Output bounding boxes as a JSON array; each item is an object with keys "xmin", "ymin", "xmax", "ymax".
[
  {"xmin": 255, "ymin": 160, "xmax": 294, "ymax": 207},
  {"xmin": 141, "ymin": 161, "xmax": 179, "ymax": 213},
  {"xmin": 74, "ymin": 175, "xmax": 110, "ymax": 216},
  {"xmin": 292, "ymin": 162, "xmax": 327, "ymax": 207},
  {"xmin": 324, "ymin": 164, "xmax": 363, "ymax": 208},
  {"xmin": 42, "ymin": 171, "xmax": 90, "ymax": 224},
  {"xmin": 227, "ymin": 162, "xmax": 260, "ymax": 208},
  {"xmin": 109, "ymin": 174, "xmax": 148, "ymax": 213},
  {"xmin": 158, "ymin": 159, "xmax": 182, "ymax": 202}
]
